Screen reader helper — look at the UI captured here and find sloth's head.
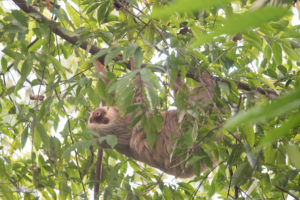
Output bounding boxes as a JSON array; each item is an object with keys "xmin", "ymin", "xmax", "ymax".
[{"xmin": 88, "ymin": 106, "xmax": 120, "ymax": 134}]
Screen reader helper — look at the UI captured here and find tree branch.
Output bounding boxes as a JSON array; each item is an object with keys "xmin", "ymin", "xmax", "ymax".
[
  {"xmin": 12, "ymin": 0, "xmax": 278, "ymax": 97},
  {"xmin": 12, "ymin": 0, "xmax": 119, "ymax": 65}
]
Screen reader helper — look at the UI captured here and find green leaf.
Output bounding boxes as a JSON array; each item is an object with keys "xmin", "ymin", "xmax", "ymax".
[
  {"xmin": 106, "ymin": 135, "xmax": 118, "ymax": 148},
  {"xmin": 0, "ymin": 184, "xmax": 14, "ymax": 200},
  {"xmin": 48, "ymin": 55, "xmax": 68, "ymax": 75},
  {"xmin": 228, "ymin": 144, "xmax": 243, "ymax": 165},
  {"xmin": 36, "ymin": 123, "xmax": 50, "ymax": 151},
  {"xmin": 1, "ymin": 57, "xmax": 7, "ymax": 73},
  {"xmin": 140, "ymin": 68, "xmax": 160, "ymax": 88},
  {"xmin": 108, "ymin": 70, "xmax": 138, "ymax": 93},
  {"xmin": 2, "ymin": 47, "xmax": 22, "ymax": 59},
  {"xmin": 244, "ymin": 144, "xmax": 257, "ymax": 168},
  {"xmin": 232, "ymin": 162, "xmax": 251, "ymax": 186},
  {"xmin": 133, "ymin": 47, "xmax": 143, "ymax": 67},
  {"xmin": 38, "ymin": 97, "xmax": 54, "ymax": 120},
  {"xmin": 286, "ymin": 144, "xmax": 300, "ymax": 170},
  {"xmin": 87, "ymin": 87, "xmax": 100, "ymax": 106},
  {"xmin": 163, "ymin": 186, "xmax": 173, "ymax": 200},
  {"xmin": 244, "ymin": 31, "xmax": 263, "ymax": 50},
  {"xmin": 85, "ymin": 3, "xmax": 100, "ymax": 14},
  {"xmin": 104, "ymin": 47, "xmax": 121, "ymax": 66},
  {"xmin": 244, "ymin": 125, "xmax": 255, "ymax": 147},
  {"xmin": 66, "ymin": 5, "xmax": 80, "ymax": 27},
  {"xmin": 263, "ymin": 146, "xmax": 276, "ymax": 165},
  {"xmin": 97, "ymin": 30, "xmax": 113, "ymax": 44},
  {"xmin": 97, "ymin": 1, "xmax": 110, "ymax": 25},
  {"xmin": 89, "ymin": 48, "xmax": 109, "ymax": 63},
  {"xmin": 28, "ymin": 39, "xmax": 43, "ymax": 52},
  {"xmin": 15, "ymin": 55, "xmax": 33, "ymax": 93},
  {"xmin": 104, "ymin": 187, "xmax": 112, "ymax": 200},
  {"xmin": 272, "ymin": 42, "xmax": 282, "ymax": 65},
  {"xmin": 177, "ymin": 182, "xmax": 194, "ymax": 195},
  {"xmin": 176, "ymin": 85, "xmax": 189, "ymax": 110},
  {"xmin": 224, "ymin": 87, "xmax": 300, "ymax": 130},
  {"xmin": 11, "ymin": 10, "xmax": 28, "ymax": 27},
  {"xmin": 21, "ymin": 126, "xmax": 29, "ymax": 149},
  {"xmin": 63, "ymin": 139, "xmax": 94, "ymax": 159},
  {"xmin": 96, "ymin": 78, "xmax": 107, "ymax": 98},
  {"xmin": 116, "ymin": 83, "xmax": 135, "ymax": 115},
  {"xmin": 145, "ymin": 87, "xmax": 159, "ymax": 109},
  {"xmin": 21, "ymin": 55, "xmax": 33, "ymax": 77},
  {"xmin": 123, "ymin": 44, "xmax": 139, "ymax": 61},
  {"xmin": 144, "ymin": 25, "xmax": 155, "ymax": 44},
  {"xmin": 263, "ymin": 44, "xmax": 272, "ymax": 60},
  {"xmin": 193, "ymin": 7, "xmax": 289, "ymax": 46},
  {"xmin": 186, "ymin": 155, "xmax": 204, "ymax": 167},
  {"xmin": 59, "ymin": 173, "xmax": 70, "ymax": 199},
  {"xmin": 277, "ymin": 65, "xmax": 287, "ymax": 75},
  {"xmin": 0, "ymin": 158, "xmax": 6, "ymax": 178},
  {"xmin": 281, "ymin": 40, "xmax": 299, "ymax": 61},
  {"xmin": 143, "ymin": 116, "xmax": 158, "ymax": 149},
  {"xmin": 258, "ymin": 114, "xmax": 300, "ymax": 149},
  {"xmin": 153, "ymin": 0, "xmax": 232, "ymax": 18}
]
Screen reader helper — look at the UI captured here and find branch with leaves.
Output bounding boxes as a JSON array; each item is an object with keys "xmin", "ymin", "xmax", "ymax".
[{"xmin": 12, "ymin": 0, "xmax": 277, "ymax": 97}]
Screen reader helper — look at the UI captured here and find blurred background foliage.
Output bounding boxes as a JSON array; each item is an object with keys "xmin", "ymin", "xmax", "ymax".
[{"xmin": 0, "ymin": 0, "xmax": 300, "ymax": 199}]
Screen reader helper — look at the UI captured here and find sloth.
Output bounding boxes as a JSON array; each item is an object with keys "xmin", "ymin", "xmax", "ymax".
[
  {"xmin": 89, "ymin": 61, "xmax": 217, "ymax": 177},
  {"xmin": 88, "ymin": 105, "xmax": 216, "ymax": 178}
]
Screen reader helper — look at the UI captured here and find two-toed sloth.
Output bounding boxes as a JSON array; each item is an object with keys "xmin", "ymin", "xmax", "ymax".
[{"xmin": 88, "ymin": 68, "xmax": 218, "ymax": 178}]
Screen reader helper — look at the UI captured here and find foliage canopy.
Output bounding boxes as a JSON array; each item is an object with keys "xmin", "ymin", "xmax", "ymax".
[{"xmin": 0, "ymin": 0, "xmax": 300, "ymax": 199}]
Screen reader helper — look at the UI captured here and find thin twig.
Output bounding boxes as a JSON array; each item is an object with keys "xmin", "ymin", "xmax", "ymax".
[
  {"xmin": 54, "ymin": 89, "xmax": 87, "ymax": 198},
  {"xmin": 190, "ymin": 161, "xmax": 224, "ymax": 200},
  {"xmin": 275, "ymin": 185, "xmax": 299, "ymax": 200}
]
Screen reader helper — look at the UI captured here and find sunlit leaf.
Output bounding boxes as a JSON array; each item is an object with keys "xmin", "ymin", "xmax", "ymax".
[
  {"xmin": 286, "ymin": 144, "xmax": 300, "ymax": 170},
  {"xmin": 258, "ymin": 114, "xmax": 300, "ymax": 149},
  {"xmin": 97, "ymin": 1, "xmax": 110, "ymax": 25},
  {"xmin": 63, "ymin": 139, "xmax": 94, "ymax": 159},
  {"xmin": 21, "ymin": 126, "xmax": 29, "ymax": 149},
  {"xmin": 104, "ymin": 47, "xmax": 122, "ymax": 66},
  {"xmin": 89, "ymin": 48, "xmax": 109, "ymax": 63},
  {"xmin": 123, "ymin": 44, "xmax": 139, "ymax": 61},
  {"xmin": 232, "ymin": 162, "xmax": 251, "ymax": 186},
  {"xmin": 36, "ymin": 122, "xmax": 50, "ymax": 151},
  {"xmin": 133, "ymin": 47, "xmax": 144, "ymax": 67},
  {"xmin": 1, "ymin": 57, "xmax": 7, "ymax": 73},
  {"xmin": 224, "ymin": 87, "xmax": 300, "ymax": 130},
  {"xmin": 263, "ymin": 44, "xmax": 272, "ymax": 60},
  {"xmin": 145, "ymin": 86, "xmax": 159, "ymax": 109},
  {"xmin": 140, "ymin": 68, "xmax": 160, "ymax": 88},
  {"xmin": 106, "ymin": 135, "xmax": 118, "ymax": 148},
  {"xmin": 193, "ymin": 7, "xmax": 289, "ymax": 46},
  {"xmin": 153, "ymin": 0, "xmax": 233, "ymax": 18},
  {"xmin": 11, "ymin": 10, "xmax": 28, "ymax": 27},
  {"xmin": 272, "ymin": 42, "xmax": 282, "ymax": 65}
]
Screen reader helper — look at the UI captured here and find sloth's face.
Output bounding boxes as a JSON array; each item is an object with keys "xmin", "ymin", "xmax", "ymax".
[
  {"xmin": 88, "ymin": 106, "xmax": 119, "ymax": 133},
  {"xmin": 89, "ymin": 108, "xmax": 110, "ymax": 124}
]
